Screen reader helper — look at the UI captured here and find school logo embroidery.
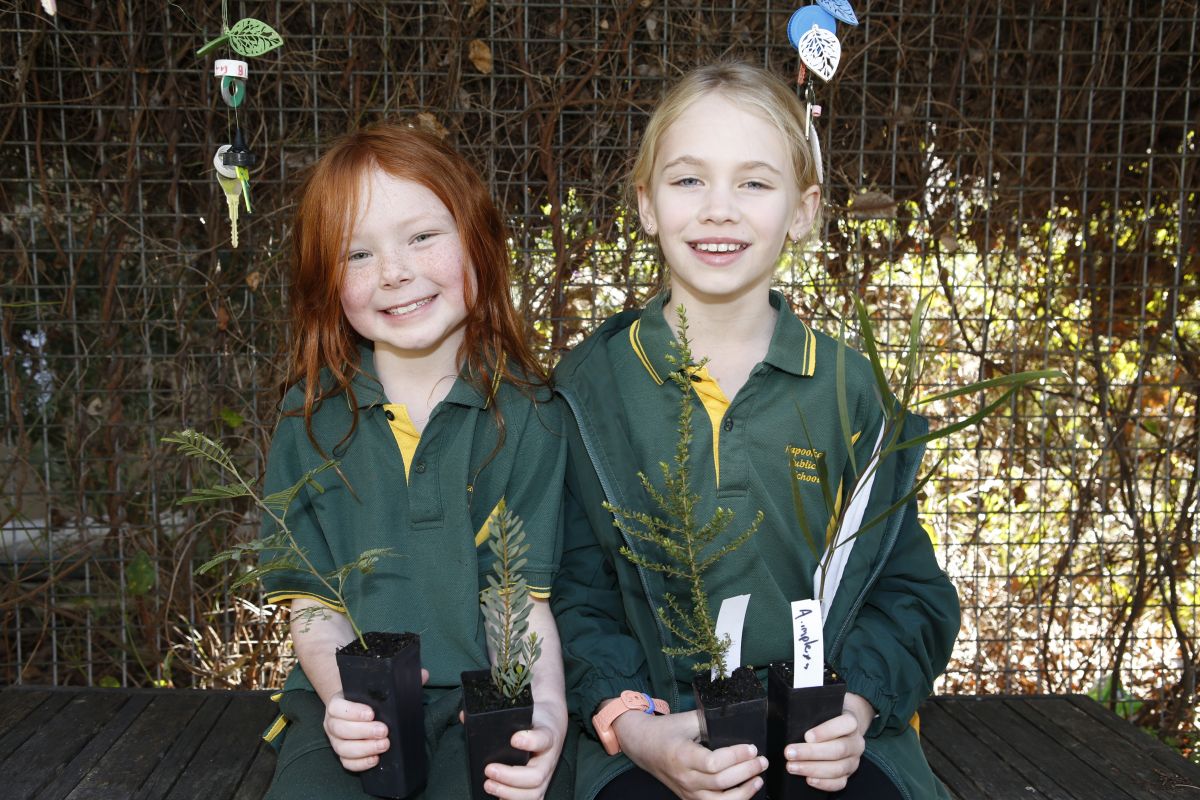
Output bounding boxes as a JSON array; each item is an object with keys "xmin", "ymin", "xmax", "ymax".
[{"xmin": 787, "ymin": 445, "xmax": 825, "ymax": 484}]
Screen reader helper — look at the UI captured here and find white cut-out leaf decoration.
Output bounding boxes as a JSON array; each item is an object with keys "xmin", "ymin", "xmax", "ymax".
[
  {"xmin": 227, "ymin": 18, "xmax": 284, "ymax": 58},
  {"xmin": 817, "ymin": 0, "xmax": 859, "ymax": 26},
  {"xmin": 798, "ymin": 25, "xmax": 841, "ymax": 81}
]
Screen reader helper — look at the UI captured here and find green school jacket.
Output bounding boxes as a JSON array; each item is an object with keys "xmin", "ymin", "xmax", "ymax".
[
  {"xmin": 258, "ymin": 345, "xmax": 573, "ymax": 799},
  {"xmin": 550, "ymin": 293, "xmax": 961, "ymax": 800}
]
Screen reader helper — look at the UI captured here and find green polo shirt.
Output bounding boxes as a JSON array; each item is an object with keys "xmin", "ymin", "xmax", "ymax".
[
  {"xmin": 259, "ymin": 346, "xmax": 566, "ymax": 698},
  {"xmin": 610, "ymin": 290, "xmax": 885, "ymax": 685}
]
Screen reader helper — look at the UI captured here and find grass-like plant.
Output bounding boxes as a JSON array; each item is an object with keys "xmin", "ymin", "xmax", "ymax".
[
  {"xmin": 480, "ymin": 506, "xmax": 543, "ymax": 701},
  {"xmin": 163, "ymin": 429, "xmax": 393, "ymax": 650},
  {"xmin": 606, "ymin": 307, "xmax": 763, "ymax": 681},
  {"xmin": 795, "ymin": 294, "xmax": 1065, "ymax": 604}
]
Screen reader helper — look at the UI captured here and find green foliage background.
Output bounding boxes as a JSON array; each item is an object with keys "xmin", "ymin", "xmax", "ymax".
[{"xmin": 0, "ymin": 1, "xmax": 1195, "ymax": 755}]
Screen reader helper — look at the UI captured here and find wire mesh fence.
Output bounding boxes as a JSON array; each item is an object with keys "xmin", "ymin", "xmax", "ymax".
[{"xmin": 1, "ymin": 0, "xmax": 1196, "ymax": 754}]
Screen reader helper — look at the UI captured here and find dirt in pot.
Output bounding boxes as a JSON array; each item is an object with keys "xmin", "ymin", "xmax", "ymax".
[
  {"xmin": 338, "ymin": 631, "xmax": 419, "ymax": 658},
  {"xmin": 462, "ymin": 672, "xmax": 533, "ymax": 714},
  {"xmin": 694, "ymin": 665, "xmax": 765, "ymax": 705}
]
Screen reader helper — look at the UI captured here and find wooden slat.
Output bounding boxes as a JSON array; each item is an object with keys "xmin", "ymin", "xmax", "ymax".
[
  {"xmin": 0, "ymin": 690, "xmax": 75, "ymax": 762},
  {"xmin": 64, "ymin": 691, "xmax": 210, "ymax": 800},
  {"xmin": 1015, "ymin": 696, "xmax": 1200, "ymax": 798},
  {"xmin": 915, "ymin": 710, "xmax": 972, "ymax": 800},
  {"xmin": 0, "ymin": 690, "xmax": 129, "ymax": 800},
  {"xmin": 163, "ymin": 691, "xmax": 278, "ymax": 800},
  {"xmin": 0, "ymin": 689, "xmax": 52, "ymax": 735},
  {"xmin": 1006, "ymin": 697, "xmax": 1192, "ymax": 800},
  {"xmin": 955, "ymin": 697, "xmax": 1138, "ymax": 800},
  {"xmin": 919, "ymin": 699, "xmax": 1066, "ymax": 798},
  {"xmin": 1063, "ymin": 695, "xmax": 1200, "ymax": 784},
  {"xmin": 231, "ymin": 743, "xmax": 279, "ymax": 800},
  {"xmin": 131, "ymin": 693, "xmax": 232, "ymax": 800},
  {"xmin": 34, "ymin": 692, "xmax": 154, "ymax": 800}
]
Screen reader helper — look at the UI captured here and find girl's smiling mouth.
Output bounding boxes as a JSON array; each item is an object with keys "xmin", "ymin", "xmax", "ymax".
[{"xmin": 383, "ymin": 295, "xmax": 436, "ymax": 316}]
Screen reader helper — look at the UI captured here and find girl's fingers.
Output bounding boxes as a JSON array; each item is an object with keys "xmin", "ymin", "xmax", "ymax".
[
  {"xmin": 803, "ymin": 712, "xmax": 858, "ymax": 742},
  {"xmin": 331, "ymin": 732, "xmax": 391, "ymax": 759},
  {"xmin": 339, "ymin": 754, "xmax": 381, "ymax": 773},
  {"xmin": 806, "ymin": 775, "xmax": 851, "ymax": 792},
  {"xmin": 484, "ymin": 757, "xmax": 552, "ymax": 790},
  {"xmin": 325, "ymin": 716, "xmax": 388, "ymax": 742},
  {"xmin": 328, "ymin": 697, "xmax": 375, "ymax": 722},
  {"xmin": 788, "ymin": 756, "xmax": 858, "ymax": 780},
  {"xmin": 510, "ymin": 726, "xmax": 553, "ymax": 754},
  {"xmin": 689, "ymin": 742, "xmax": 761, "ymax": 775}
]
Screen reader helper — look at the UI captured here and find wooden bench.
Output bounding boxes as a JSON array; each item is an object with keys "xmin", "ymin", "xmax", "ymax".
[{"xmin": 2, "ymin": 687, "xmax": 1198, "ymax": 798}]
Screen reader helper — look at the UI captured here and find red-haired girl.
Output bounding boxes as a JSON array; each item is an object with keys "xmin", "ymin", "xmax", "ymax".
[{"xmin": 260, "ymin": 123, "xmax": 570, "ymax": 800}]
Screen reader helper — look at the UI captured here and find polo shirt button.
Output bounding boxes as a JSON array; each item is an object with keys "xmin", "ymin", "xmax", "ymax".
[
  {"xmin": 723, "ymin": 417, "xmax": 733, "ymax": 431},
  {"xmin": 414, "ymin": 461, "xmax": 426, "ymax": 474},
  {"xmin": 385, "ymin": 410, "xmax": 395, "ymax": 421}
]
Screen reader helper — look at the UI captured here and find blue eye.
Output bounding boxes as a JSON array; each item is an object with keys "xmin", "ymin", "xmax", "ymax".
[
  {"xmin": 347, "ymin": 250, "xmax": 369, "ymax": 262},
  {"xmin": 672, "ymin": 177, "xmax": 702, "ymax": 188},
  {"xmin": 744, "ymin": 180, "xmax": 770, "ymax": 190}
]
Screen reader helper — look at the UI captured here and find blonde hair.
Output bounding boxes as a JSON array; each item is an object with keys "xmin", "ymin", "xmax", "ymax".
[{"xmin": 628, "ymin": 62, "xmax": 823, "ymax": 236}]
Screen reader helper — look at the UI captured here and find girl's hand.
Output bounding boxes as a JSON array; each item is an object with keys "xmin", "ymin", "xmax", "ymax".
[
  {"xmin": 616, "ymin": 708, "xmax": 767, "ymax": 800},
  {"xmin": 783, "ymin": 691, "xmax": 872, "ymax": 792},
  {"xmin": 481, "ymin": 700, "xmax": 567, "ymax": 800},
  {"xmin": 323, "ymin": 668, "xmax": 430, "ymax": 772}
]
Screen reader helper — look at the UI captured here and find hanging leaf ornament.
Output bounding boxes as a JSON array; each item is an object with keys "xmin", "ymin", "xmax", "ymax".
[
  {"xmin": 197, "ymin": 18, "xmax": 284, "ymax": 58},
  {"xmin": 798, "ymin": 25, "xmax": 842, "ymax": 81},
  {"xmin": 816, "ymin": 0, "xmax": 859, "ymax": 26},
  {"xmin": 228, "ymin": 18, "xmax": 284, "ymax": 57},
  {"xmin": 787, "ymin": 5, "xmax": 837, "ymax": 49}
]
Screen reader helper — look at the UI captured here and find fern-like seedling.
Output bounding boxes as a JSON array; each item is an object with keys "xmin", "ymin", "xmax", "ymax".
[
  {"xmin": 164, "ymin": 429, "xmax": 394, "ymax": 650},
  {"xmin": 605, "ymin": 306, "xmax": 762, "ymax": 681},
  {"xmin": 480, "ymin": 507, "xmax": 542, "ymax": 702}
]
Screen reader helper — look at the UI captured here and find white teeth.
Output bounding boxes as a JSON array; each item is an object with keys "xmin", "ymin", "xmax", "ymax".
[
  {"xmin": 385, "ymin": 297, "xmax": 433, "ymax": 315},
  {"xmin": 693, "ymin": 242, "xmax": 745, "ymax": 253}
]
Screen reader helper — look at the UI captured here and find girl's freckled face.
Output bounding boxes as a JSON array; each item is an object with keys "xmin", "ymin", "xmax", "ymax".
[
  {"xmin": 637, "ymin": 93, "xmax": 813, "ymax": 307},
  {"xmin": 339, "ymin": 167, "xmax": 473, "ymax": 358}
]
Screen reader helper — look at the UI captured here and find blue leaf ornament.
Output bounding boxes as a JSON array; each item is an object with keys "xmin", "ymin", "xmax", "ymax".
[
  {"xmin": 787, "ymin": 5, "xmax": 837, "ymax": 48},
  {"xmin": 816, "ymin": 0, "xmax": 859, "ymax": 26}
]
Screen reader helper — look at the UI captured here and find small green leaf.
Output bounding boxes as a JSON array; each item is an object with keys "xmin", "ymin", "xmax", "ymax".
[
  {"xmin": 126, "ymin": 550, "xmax": 155, "ymax": 596},
  {"xmin": 219, "ymin": 408, "xmax": 246, "ymax": 429},
  {"xmin": 195, "ymin": 550, "xmax": 238, "ymax": 575},
  {"xmin": 99, "ymin": 675, "xmax": 120, "ymax": 688},
  {"xmin": 227, "ymin": 18, "xmax": 283, "ymax": 58},
  {"xmin": 196, "ymin": 33, "xmax": 230, "ymax": 57},
  {"xmin": 178, "ymin": 484, "xmax": 251, "ymax": 504},
  {"xmin": 854, "ymin": 297, "xmax": 892, "ymax": 407},
  {"xmin": 911, "ymin": 369, "xmax": 1065, "ymax": 407}
]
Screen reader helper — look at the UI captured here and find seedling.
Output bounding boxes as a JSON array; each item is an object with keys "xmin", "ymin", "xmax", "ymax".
[
  {"xmin": 163, "ymin": 429, "xmax": 393, "ymax": 649},
  {"xmin": 606, "ymin": 306, "xmax": 762, "ymax": 681}
]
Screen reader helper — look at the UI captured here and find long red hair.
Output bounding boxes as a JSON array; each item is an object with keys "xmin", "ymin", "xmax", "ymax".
[{"xmin": 286, "ymin": 122, "xmax": 544, "ymax": 440}]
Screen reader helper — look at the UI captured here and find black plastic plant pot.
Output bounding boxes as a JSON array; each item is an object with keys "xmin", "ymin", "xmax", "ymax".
[
  {"xmin": 767, "ymin": 662, "xmax": 847, "ymax": 800},
  {"xmin": 336, "ymin": 631, "xmax": 427, "ymax": 799},
  {"xmin": 461, "ymin": 669, "xmax": 533, "ymax": 800},
  {"xmin": 693, "ymin": 666, "xmax": 768, "ymax": 800}
]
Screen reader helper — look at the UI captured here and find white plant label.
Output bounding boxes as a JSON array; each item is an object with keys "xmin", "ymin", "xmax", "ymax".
[
  {"xmin": 791, "ymin": 598, "xmax": 824, "ymax": 688},
  {"xmin": 712, "ymin": 593, "xmax": 752, "ymax": 681}
]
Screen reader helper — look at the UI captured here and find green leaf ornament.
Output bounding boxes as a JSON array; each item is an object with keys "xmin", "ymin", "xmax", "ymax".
[{"xmin": 227, "ymin": 18, "xmax": 283, "ymax": 57}]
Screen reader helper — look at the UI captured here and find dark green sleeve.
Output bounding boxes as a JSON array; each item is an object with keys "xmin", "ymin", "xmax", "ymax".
[
  {"xmin": 502, "ymin": 396, "xmax": 568, "ymax": 597},
  {"xmin": 551, "ymin": 429, "xmax": 654, "ymax": 735},
  {"xmin": 259, "ymin": 413, "xmax": 344, "ymax": 611},
  {"xmin": 835, "ymin": 405, "xmax": 961, "ymax": 736}
]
